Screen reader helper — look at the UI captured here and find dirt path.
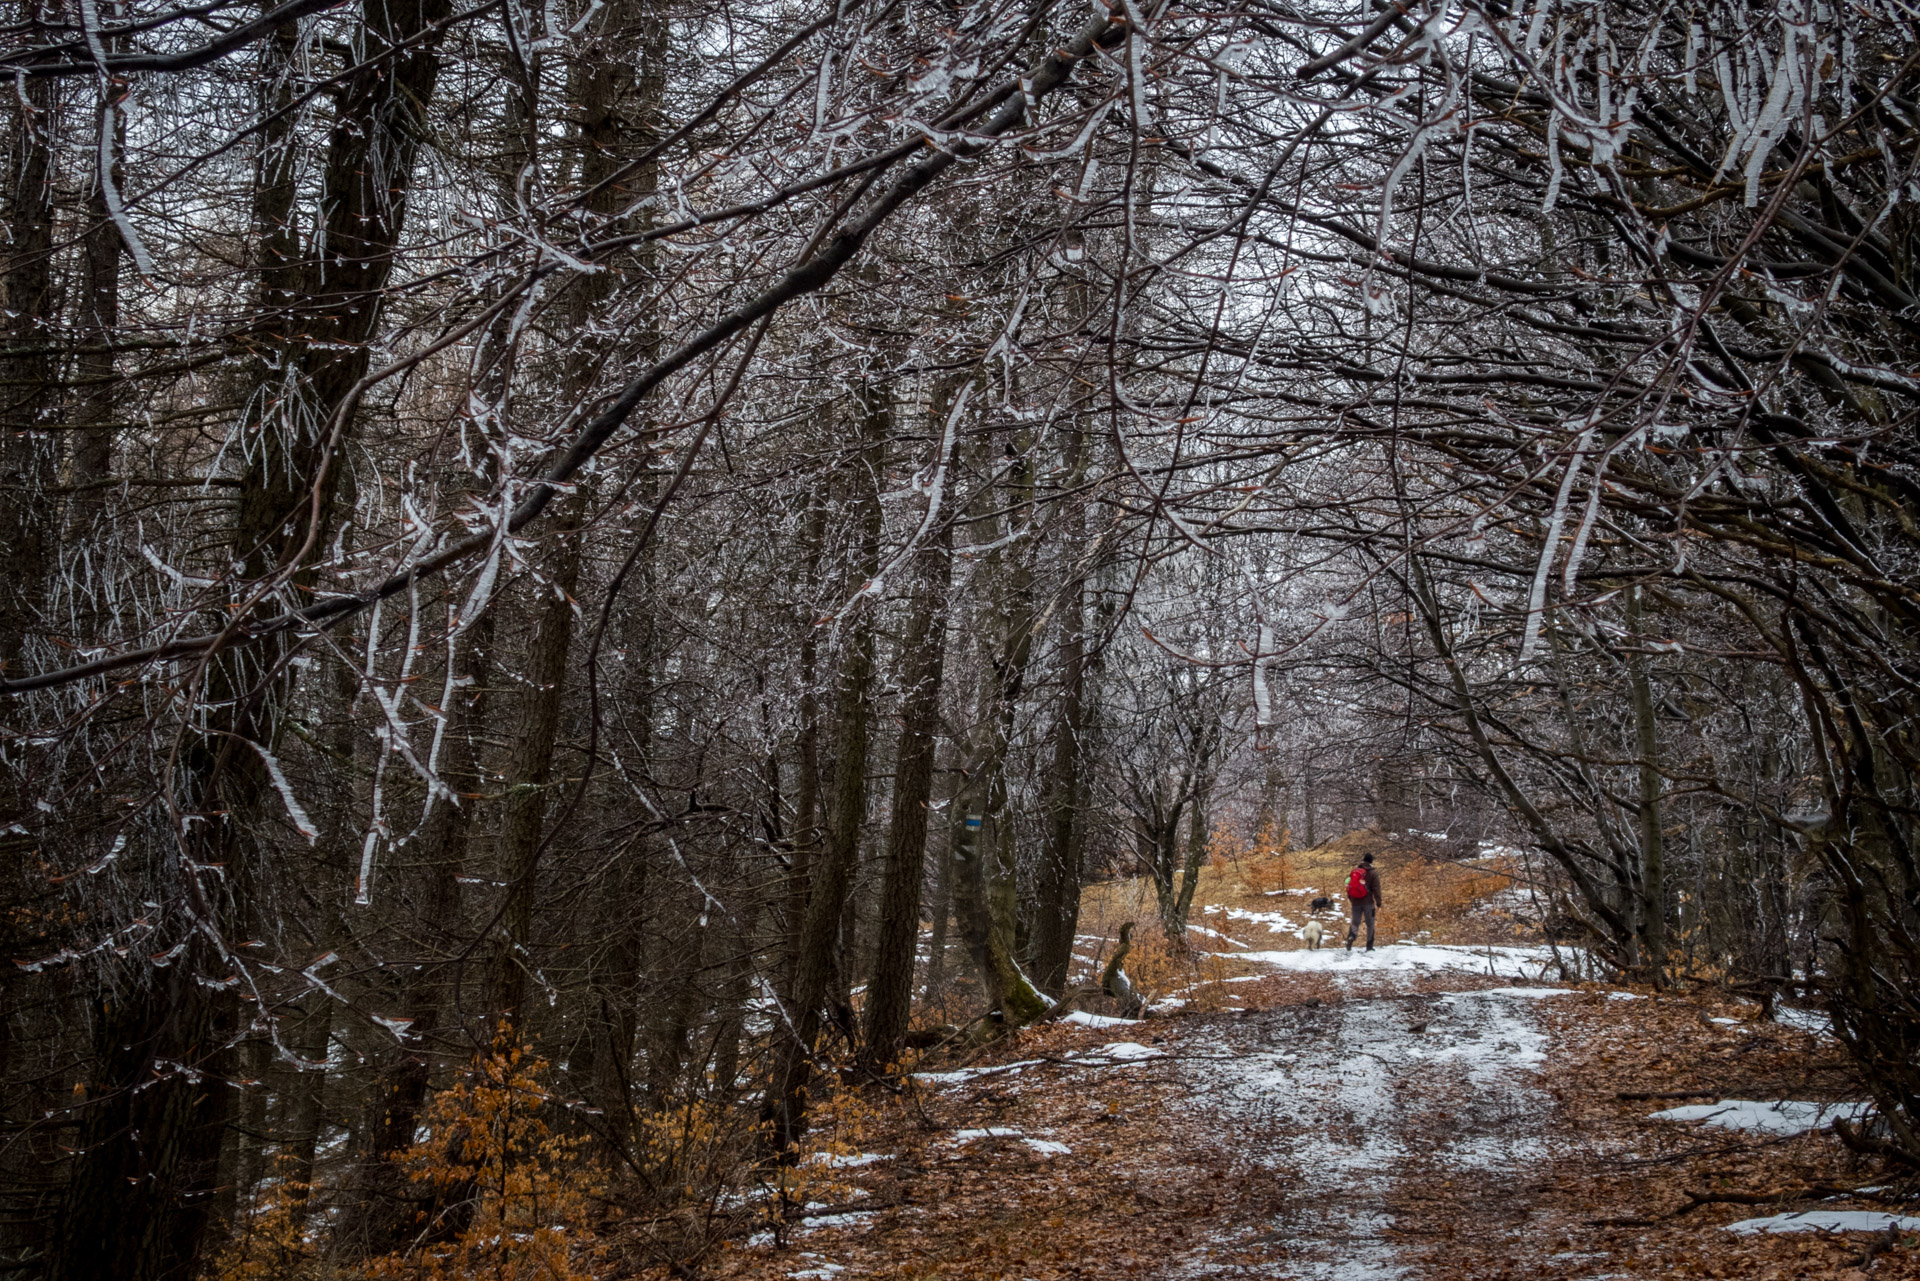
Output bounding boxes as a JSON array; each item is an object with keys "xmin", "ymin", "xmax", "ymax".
[
  {"xmin": 696, "ymin": 955, "xmax": 1913, "ymax": 1281},
  {"xmin": 1168, "ymin": 978, "xmax": 1571, "ymax": 1279}
]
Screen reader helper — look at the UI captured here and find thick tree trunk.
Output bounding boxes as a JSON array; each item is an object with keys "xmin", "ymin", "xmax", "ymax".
[
  {"xmin": 780, "ymin": 501, "xmax": 831, "ymax": 1003},
  {"xmin": 1625, "ymin": 586, "xmax": 1668, "ymax": 984},
  {"xmin": 67, "ymin": 100, "xmax": 122, "ymax": 534},
  {"xmin": 0, "ymin": 28, "xmax": 55, "ymax": 678},
  {"xmin": 1031, "ymin": 573, "xmax": 1087, "ymax": 996},
  {"xmin": 860, "ymin": 521, "xmax": 953, "ymax": 1072},
  {"xmin": 763, "ymin": 385, "xmax": 886, "ymax": 1151},
  {"xmin": 49, "ymin": 3, "xmax": 453, "ymax": 1266},
  {"xmin": 48, "ymin": 962, "xmax": 236, "ymax": 1281},
  {"xmin": 953, "ymin": 429, "xmax": 1047, "ymax": 1027},
  {"xmin": 0, "ymin": 34, "xmax": 61, "ymax": 1275},
  {"xmin": 488, "ymin": 497, "xmax": 586, "ymax": 1023}
]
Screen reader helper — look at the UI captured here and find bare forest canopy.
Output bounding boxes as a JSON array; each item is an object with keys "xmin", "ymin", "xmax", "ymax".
[{"xmin": 2, "ymin": 0, "xmax": 1918, "ymax": 1270}]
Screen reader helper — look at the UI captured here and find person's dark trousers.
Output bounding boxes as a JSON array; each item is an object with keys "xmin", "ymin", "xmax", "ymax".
[{"xmin": 1346, "ymin": 898, "xmax": 1376, "ymax": 948}]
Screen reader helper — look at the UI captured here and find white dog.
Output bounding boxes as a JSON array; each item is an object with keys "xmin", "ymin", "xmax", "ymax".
[{"xmin": 1302, "ymin": 920, "xmax": 1324, "ymax": 950}]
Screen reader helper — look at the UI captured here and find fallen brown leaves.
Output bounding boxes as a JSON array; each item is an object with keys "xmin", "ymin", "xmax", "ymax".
[
  {"xmin": 607, "ymin": 843, "xmax": 1915, "ymax": 1280},
  {"xmin": 623, "ymin": 984, "xmax": 1916, "ymax": 1281},
  {"xmin": 1478, "ymin": 991, "xmax": 1920, "ymax": 1281}
]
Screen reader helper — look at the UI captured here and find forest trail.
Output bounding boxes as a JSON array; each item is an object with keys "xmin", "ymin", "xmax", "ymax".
[
  {"xmin": 700, "ymin": 947, "xmax": 1915, "ymax": 1281},
  {"xmin": 1170, "ymin": 973, "xmax": 1568, "ymax": 1279}
]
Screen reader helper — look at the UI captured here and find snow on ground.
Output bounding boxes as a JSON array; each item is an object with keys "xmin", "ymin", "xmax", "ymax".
[
  {"xmin": 1774, "ymin": 1006, "xmax": 1833, "ymax": 1036},
  {"xmin": 797, "ymin": 1211, "xmax": 878, "ymax": 1230},
  {"xmin": 1220, "ymin": 941, "xmax": 1567, "ymax": 981},
  {"xmin": 1060, "ymin": 1009, "xmax": 1140, "ymax": 1028},
  {"xmin": 916, "ymin": 1041, "xmax": 1168, "ymax": 1090},
  {"xmin": 1187, "ymin": 923, "xmax": 1251, "ymax": 948},
  {"xmin": 949, "ymin": 1127, "xmax": 1071, "ymax": 1156},
  {"xmin": 1724, "ymin": 1210, "xmax": 1920, "ymax": 1235},
  {"xmin": 1068, "ymin": 1041, "xmax": 1168, "ymax": 1063},
  {"xmin": 806, "ymin": 1151, "xmax": 889, "ymax": 1168},
  {"xmin": 1649, "ymin": 1099, "xmax": 1873, "ymax": 1137},
  {"xmin": 1203, "ymin": 904, "xmax": 1308, "ymax": 936},
  {"xmin": 911, "ymin": 1059, "xmax": 1043, "ymax": 1087},
  {"xmin": 1170, "ymin": 979, "xmax": 1568, "ymax": 1278}
]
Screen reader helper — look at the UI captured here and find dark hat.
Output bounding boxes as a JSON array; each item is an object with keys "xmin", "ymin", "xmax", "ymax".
[{"xmin": 1362, "ymin": 852, "xmax": 1375, "ymax": 864}]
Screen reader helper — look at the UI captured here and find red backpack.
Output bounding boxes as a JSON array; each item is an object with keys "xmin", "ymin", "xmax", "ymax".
[{"xmin": 1346, "ymin": 865, "xmax": 1370, "ymax": 900}]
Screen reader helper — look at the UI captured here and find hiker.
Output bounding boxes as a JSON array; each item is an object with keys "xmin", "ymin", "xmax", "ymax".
[{"xmin": 1344, "ymin": 852, "xmax": 1381, "ymax": 951}]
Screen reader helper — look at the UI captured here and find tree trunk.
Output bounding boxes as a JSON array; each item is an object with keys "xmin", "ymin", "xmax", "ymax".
[
  {"xmin": 1170, "ymin": 789, "xmax": 1211, "ymax": 940},
  {"xmin": 0, "ymin": 18, "xmax": 55, "ymax": 677},
  {"xmin": 48, "ymin": 963, "xmax": 236, "ymax": 1281},
  {"xmin": 1031, "ymin": 568, "xmax": 1087, "ymax": 996},
  {"xmin": 860, "ymin": 520, "xmax": 952, "ymax": 1072},
  {"xmin": 488, "ymin": 497, "xmax": 586, "ymax": 1023},
  {"xmin": 1625, "ymin": 586, "xmax": 1668, "ymax": 984},
  {"xmin": 780, "ymin": 502, "xmax": 830, "ymax": 1003},
  {"xmin": 67, "ymin": 97, "xmax": 122, "ymax": 532},
  {"xmin": 0, "ymin": 32, "xmax": 62, "ymax": 1274},
  {"xmin": 922, "ymin": 787, "xmax": 954, "ymax": 1007},
  {"xmin": 954, "ymin": 427, "xmax": 1047, "ymax": 1027},
  {"xmin": 763, "ymin": 384, "xmax": 886, "ymax": 1151}
]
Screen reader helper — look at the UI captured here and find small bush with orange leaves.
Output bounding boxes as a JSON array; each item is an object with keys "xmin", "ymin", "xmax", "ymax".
[
  {"xmin": 1240, "ymin": 848, "xmax": 1295, "ymax": 897},
  {"xmin": 210, "ymin": 1157, "xmax": 318, "ymax": 1281},
  {"xmin": 739, "ymin": 1086, "xmax": 888, "ymax": 1250},
  {"xmin": 364, "ymin": 1037, "xmax": 602, "ymax": 1281},
  {"xmin": 1380, "ymin": 852, "xmax": 1509, "ymax": 943},
  {"xmin": 1114, "ymin": 926, "xmax": 1236, "ymax": 1012},
  {"xmin": 1211, "ymin": 822, "xmax": 1296, "ymax": 893}
]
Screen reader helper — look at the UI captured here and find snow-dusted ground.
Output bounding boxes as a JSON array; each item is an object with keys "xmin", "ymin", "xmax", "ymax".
[
  {"xmin": 1725, "ymin": 1209, "xmax": 1920, "ymax": 1235},
  {"xmin": 1172, "ymin": 978, "xmax": 1577, "ymax": 1278},
  {"xmin": 1217, "ymin": 940, "xmax": 1571, "ymax": 982},
  {"xmin": 1650, "ymin": 1098, "xmax": 1872, "ymax": 1137}
]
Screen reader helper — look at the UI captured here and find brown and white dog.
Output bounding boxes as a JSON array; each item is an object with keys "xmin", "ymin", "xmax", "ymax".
[{"xmin": 1302, "ymin": 920, "xmax": 1325, "ymax": 950}]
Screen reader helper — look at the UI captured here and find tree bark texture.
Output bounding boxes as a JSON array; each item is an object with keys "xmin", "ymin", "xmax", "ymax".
[{"xmin": 860, "ymin": 519, "xmax": 952, "ymax": 1071}]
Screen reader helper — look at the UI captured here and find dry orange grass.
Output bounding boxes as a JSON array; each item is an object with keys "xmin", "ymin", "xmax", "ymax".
[
  {"xmin": 1074, "ymin": 827, "xmax": 1524, "ymax": 1005},
  {"xmin": 1386, "ymin": 854, "xmax": 1508, "ymax": 941}
]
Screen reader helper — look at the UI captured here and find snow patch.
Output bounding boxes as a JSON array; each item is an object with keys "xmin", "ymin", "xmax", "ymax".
[
  {"xmin": 1205, "ymin": 905, "xmax": 1300, "ymax": 934},
  {"xmin": 1082, "ymin": 1041, "xmax": 1167, "ymax": 1062},
  {"xmin": 1724, "ymin": 1210, "xmax": 1920, "ymax": 1235},
  {"xmin": 1061, "ymin": 1010, "xmax": 1140, "ymax": 1028},
  {"xmin": 911, "ymin": 1060, "xmax": 1042, "ymax": 1087},
  {"xmin": 1650, "ymin": 1099, "xmax": 1873, "ymax": 1137},
  {"xmin": 1187, "ymin": 923, "xmax": 1250, "ymax": 948},
  {"xmin": 950, "ymin": 1127, "xmax": 1069, "ymax": 1155},
  {"xmin": 1775, "ymin": 1006, "xmax": 1832, "ymax": 1036},
  {"xmin": 1226, "ymin": 942, "xmax": 1561, "ymax": 980}
]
